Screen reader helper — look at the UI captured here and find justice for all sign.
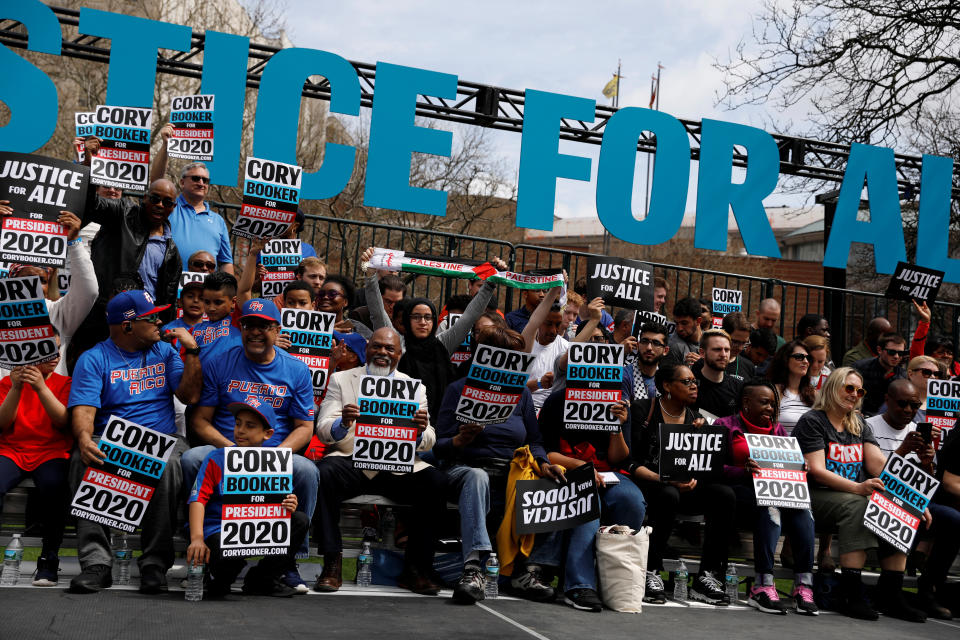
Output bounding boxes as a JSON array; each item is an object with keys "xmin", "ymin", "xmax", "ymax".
[
  {"xmin": 261, "ymin": 239, "xmax": 304, "ymax": 298},
  {"xmin": 516, "ymin": 463, "xmax": 601, "ymax": 534},
  {"xmin": 745, "ymin": 433, "xmax": 810, "ymax": 509},
  {"xmin": 456, "ymin": 344, "xmax": 534, "ymax": 425},
  {"xmin": 711, "ymin": 288, "xmax": 742, "ymax": 329},
  {"xmin": 235, "ymin": 157, "xmax": 301, "ymax": 239},
  {"xmin": 884, "ymin": 261, "xmax": 944, "ymax": 305},
  {"xmin": 89, "ymin": 105, "xmax": 152, "ymax": 192},
  {"xmin": 0, "ymin": 152, "xmax": 88, "ymax": 269},
  {"xmin": 586, "ymin": 256, "xmax": 654, "ymax": 310},
  {"xmin": 220, "ymin": 447, "xmax": 293, "ymax": 557},
  {"xmin": 632, "ymin": 309, "xmax": 676, "ymax": 337},
  {"xmin": 280, "ymin": 308, "xmax": 334, "ymax": 401},
  {"xmin": 0, "ymin": 276, "xmax": 58, "ymax": 369},
  {"xmin": 167, "ymin": 95, "xmax": 214, "ymax": 161},
  {"xmin": 926, "ymin": 378, "xmax": 958, "ymax": 447},
  {"xmin": 563, "ymin": 343, "xmax": 624, "ymax": 431},
  {"xmin": 69, "ymin": 416, "xmax": 177, "ymax": 532},
  {"xmin": 352, "ymin": 375, "xmax": 421, "ymax": 473},
  {"xmin": 658, "ymin": 424, "xmax": 726, "ymax": 481},
  {"xmin": 863, "ymin": 453, "xmax": 939, "ymax": 554}
]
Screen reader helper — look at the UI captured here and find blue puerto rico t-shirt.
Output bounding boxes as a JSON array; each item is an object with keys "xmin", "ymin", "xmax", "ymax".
[
  {"xmin": 68, "ymin": 339, "xmax": 184, "ymax": 435},
  {"xmin": 162, "ymin": 317, "xmax": 198, "ymax": 333},
  {"xmin": 189, "ymin": 447, "xmax": 227, "ymax": 538},
  {"xmin": 192, "ymin": 317, "xmax": 241, "ymax": 348},
  {"xmin": 199, "ymin": 344, "xmax": 314, "ymax": 446}
]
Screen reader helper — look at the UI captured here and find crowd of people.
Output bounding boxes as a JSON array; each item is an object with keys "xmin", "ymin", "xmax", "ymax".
[{"xmin": 0, "ymin": 135, "xmax": 958, "ymax": 623}]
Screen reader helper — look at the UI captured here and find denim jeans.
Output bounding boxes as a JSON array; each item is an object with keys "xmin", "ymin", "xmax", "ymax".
[
  {"xmin": 181, "ymin": 445, "xmax": 320, "ymax": 556},
  {"xmin": 529, "ymin": 479, "xmax": 647, "ymax": 592},
  {"xmin": 732, "ymin": 484, "xmax": 814, "ymax": 576},
  {"xmin": 445, "ymin": 464, "xmax": 493, "ymax": 563}
]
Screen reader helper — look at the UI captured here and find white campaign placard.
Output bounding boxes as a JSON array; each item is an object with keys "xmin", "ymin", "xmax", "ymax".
[
  {"xmin": 455, "ymin": 344, "xmax": 535, "ymax": 425},
  {"xmin": 563, "ymin": 343, "xmax": 624, "ymax": 431},
  {"xmin": 69, "ymin": 416, "xmax": 178, "ymax": 532},
  {"xmin": 220, "ymin": 447, "xmax": 293, "ymax": 557},
  {"xmin": 863, "ymin": 453, "xmax": 939, "ymax": 554},
  {"xmin": 89, "ymin": 105, "xmax": 152, "ymax": 192},
  {"xmin": 352, "ymin": 375, "xmax": 421, "ymax": 473},
  {"xmin": 261, "ymin": 239, "xmax": 303, "ymax": 297},
  {"xmin": 926, "ymin": 378, "xmax": 958, "ymax": 448},
  {"xmin": 234, "ymin": 158, "xmax": 302, "ymax": 239},
  {"xmin": 0, "ymin": 276, "xmax": 59, "ymax": 369},
  {"xmin": 711, "ymin": 287, "xmax": 742, "ymax": 329},
  {"xmin": 167, "ymin": 94, "xmax": 214, "ymax": 161},
  {"xmin": 745, "ymin": 433, "xmax": 810, "ymax": 509},
  {"xmin": 178, "ymin": 271, "xmax": 206, "ymax": 297},
  {"xmin": 281, "ymin": 308, "xmax": 335, "ymax": 401}
]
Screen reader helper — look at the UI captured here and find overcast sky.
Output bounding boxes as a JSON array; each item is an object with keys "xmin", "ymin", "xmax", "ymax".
[{"xmin": 282, "ymin": 0, "xmax": 811, "ymax": 219}]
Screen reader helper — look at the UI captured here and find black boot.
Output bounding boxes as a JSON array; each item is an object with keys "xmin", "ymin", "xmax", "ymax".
[
  {"xmin": 874, "ymin": 569, "xmax": 926, "ymax": 623},
  {"xmin": 840, "ymin": 568, "xmax": 877, "ymax": 621},
  {"xmin": 917, "ymin": 576, "xmax": 953, "ymax": 620}
]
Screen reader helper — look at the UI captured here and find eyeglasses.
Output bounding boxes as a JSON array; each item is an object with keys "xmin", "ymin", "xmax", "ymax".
[
  {"xmin": 638, "ymin": 337, "xmax": 665, "ymax": 348},
  {"xmin": 134, "ymin": 313, "xmax": 161, "ymax": 324},
  {"xmin": 843, "ymin": 384, "xmax": 866, "ymax": 398},
  {"xmin": 316, "ymin": 290, "xmax": 343, "ymax": 300},
  {"xmin": 186, "ymin": 174, "xmax": 210, "ymax": 184},
  {"xmin": 146, "ymin": 193, "xmax": 176, "ymax": 208},
  {"xmin": 410, "ymin": 314, "xmax": 434, "ymax": 324},
  {"xmin": 789, "ymin": 353, "xmax": 812, "ymax": 362},
  {"xmin": 240, "ymin": 320, "xmax": 277, "ymax": 332},
  {"xmin": 895, "ymin": 400, "xmax": 922, "ymax": 411},
  {"xmin": 911, "ymin": 368, "xmax": 938, "ymax": 378},
  {"xmin": 589, "ymin": 335, "xmax": 607, "ymax": 344},
  {"xmin": 884, "ymin": 348, "xmax": 910, "ymax": 358},
  {"xmin": 672, "ymin": 378, "xmax": 698, "ymax": 387},
  {"xmin": 189, "ymin": 260, "xmax": 216, "ymax": 270}
]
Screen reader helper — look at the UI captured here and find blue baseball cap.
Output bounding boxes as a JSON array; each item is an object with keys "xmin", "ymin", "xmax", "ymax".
[
  {"xmin": 240, "ymin": 298, "xmax": 281, "ymax": 324},
  {"xmin": 105, "ymin": 290, "xmax": 171, "ymax": 325},
  {"xmin": 333, "ymin": 330, "xmax": 367, "ymax": 364},
  {"xmin": 227, "ymin": 398, "xmax": 276, "ymax": 430}
]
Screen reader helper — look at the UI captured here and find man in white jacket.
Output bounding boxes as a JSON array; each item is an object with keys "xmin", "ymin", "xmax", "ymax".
[{"xmin": 312, "ymin": 327, "xmax": 446, "ymax": 596}]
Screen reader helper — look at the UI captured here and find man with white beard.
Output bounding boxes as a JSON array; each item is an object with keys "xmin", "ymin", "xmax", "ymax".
[{"xmin": 313, "ymin": 327, "xmax": 446, "ymax": 595}]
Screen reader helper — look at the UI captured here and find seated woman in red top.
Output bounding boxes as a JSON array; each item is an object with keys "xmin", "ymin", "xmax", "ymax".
[
  {"xmin": 0, "ymin": 332, "xmax": 72, "ymax": 586},
  {"xmin": 715, "ymin": 378, "xmax": 817, "ymax": 616}
]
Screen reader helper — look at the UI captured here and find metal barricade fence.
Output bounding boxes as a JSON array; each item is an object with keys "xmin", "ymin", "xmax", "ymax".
[{"xmin": 209, "ymin": 200, "xmax": 960, "ymax": 362}]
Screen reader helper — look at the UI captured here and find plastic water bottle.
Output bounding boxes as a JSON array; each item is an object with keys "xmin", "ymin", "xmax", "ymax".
[
  {"xmin": 113, "ymin": 533, "xmax": 131, "ymax": 585},
  {"xmin": 380, "ymin": 508, "xmax": 396, "ymax": 548},
  {"xmin": 185, "ymin": 562, "xmax": 204, "ymax": 602},
  {"xmin": 484, "ymin": 553, "xmax": 500, "ymax": 599},
  {"xmin": 356, "ymin": 541, "xmax": 373, "ymax": 587},
  {"xmin": 673, "ymin": 559, "xmax": 688, "ymax": 601},
  {"xmin": 1, "ymin": 534, "xmax": 23, "ymax": 586},
  {"xmin": 725, "ymin": 565, "xmax": 738, "ymax": 603}
]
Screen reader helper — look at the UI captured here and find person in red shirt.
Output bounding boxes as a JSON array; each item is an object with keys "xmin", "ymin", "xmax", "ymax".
[{"xmin": 0, "ymin": 333, "xmax": 72, "ymax": 586}]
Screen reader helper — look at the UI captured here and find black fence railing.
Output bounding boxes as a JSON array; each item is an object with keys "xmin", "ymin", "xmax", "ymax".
[{"xmin": 208, "ymin": 200, "xmax": 960, "ymax": 362}]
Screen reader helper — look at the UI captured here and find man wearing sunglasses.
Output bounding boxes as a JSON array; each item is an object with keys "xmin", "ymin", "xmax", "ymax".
[
  {"xmin": 67, "ymin": 289, "xmax": 201, "ymax": 594},
  {"xmin": 853, "ymin": 333, "xmax": 908, "ymax": 416},
  {"xmin": 153, "ymin": 126, "xmax": 235, "ymax": 275},
  {"xmin": 866, "ymin": 379, "xmax": 925, "ymax": 458},
  {"xmin": 71, "ymin": 179, "xmax": 184, "ymax": 361}
]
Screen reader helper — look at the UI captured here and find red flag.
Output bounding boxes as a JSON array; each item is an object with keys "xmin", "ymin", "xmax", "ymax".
[{"xmin": 472, "ymin": 263, "xmax": 497, "ymax": 280}]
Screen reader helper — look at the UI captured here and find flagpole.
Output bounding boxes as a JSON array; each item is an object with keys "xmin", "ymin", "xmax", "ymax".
[
  {"xmin": 602, "ymin": 60, "xmax": 622, "ymax": 255},
  {"xmin": 643, "ymin": 63, "xmax": 662, "ymax": 218}
]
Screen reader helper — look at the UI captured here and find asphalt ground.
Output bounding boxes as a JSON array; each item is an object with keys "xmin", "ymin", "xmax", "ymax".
[{"xmin": 1, "ymin": 580, "xmax": 958, "ymax": 640}]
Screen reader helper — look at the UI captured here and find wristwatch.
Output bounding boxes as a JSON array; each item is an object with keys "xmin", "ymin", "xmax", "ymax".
[{"xmin": 183, "ymin": 346, "xmax": 201, "ymax": 356}]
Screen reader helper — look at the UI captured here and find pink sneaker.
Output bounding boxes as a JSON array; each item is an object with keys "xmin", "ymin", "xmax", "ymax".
[
  {"xmin": 747, "ymin": 584, "xmax": 787, "ymax": 614},
  {"xmin": 792, "ymin": 584, "xmax": 819, "ymax": 616}
]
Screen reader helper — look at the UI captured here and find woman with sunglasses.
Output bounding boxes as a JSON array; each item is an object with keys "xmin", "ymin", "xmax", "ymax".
[
  {"xmin": 715, "ymin": 378, "xmax": 818, "ymax": 615},
  {"xmin": 906, "ymin": 355, "xmax": 941, "ymax": 423},
  {"xmin": 315, "ymin": 274, "xmax": 371, "ymax": 339},
  {"xmin": 626, "ymin": 363, "xmax": 737, "ymax": 606},
  {"xmin": 767, "ymin": 340, "xmax": 816, "ymax": 435},
  {"xmin": 793, "ymin": 367, "xmax": 930, "ymax": 623}
]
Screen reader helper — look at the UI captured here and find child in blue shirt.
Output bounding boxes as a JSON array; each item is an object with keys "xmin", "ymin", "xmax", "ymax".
[{"xmin": 187, "ymin": 399, "xmax": 309, "ymax": 597}]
